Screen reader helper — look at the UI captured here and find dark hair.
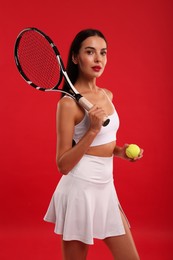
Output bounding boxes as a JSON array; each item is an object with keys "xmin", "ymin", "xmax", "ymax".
[{"xmin": 61, "ymin": 29, "xmax": 107, "ymax": 97}]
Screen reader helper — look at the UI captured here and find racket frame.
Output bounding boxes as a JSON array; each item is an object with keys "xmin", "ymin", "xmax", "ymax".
[{"xmin": 14, "ymin": 27, "xmax": 110, "ymax": 126}]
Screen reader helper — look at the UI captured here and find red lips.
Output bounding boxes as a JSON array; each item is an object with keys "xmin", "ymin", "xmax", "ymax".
[{"xmin": 92, "ymin": 66, "xmax": 101, "ymax": 72}]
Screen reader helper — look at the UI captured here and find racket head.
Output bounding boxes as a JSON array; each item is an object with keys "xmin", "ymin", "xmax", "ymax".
[
  {"xmin": 14, "ymin": 27, "xmax": 63, "ymax": 91},
  {"xmin": 14, "ymin": 28, "xmax": 110, "ymax": 126}
]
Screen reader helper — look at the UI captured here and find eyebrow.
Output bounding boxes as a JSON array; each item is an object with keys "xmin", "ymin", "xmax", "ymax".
[{"xmin": 84, "ymin": 46, "xmax": 107, "ymax": 51}]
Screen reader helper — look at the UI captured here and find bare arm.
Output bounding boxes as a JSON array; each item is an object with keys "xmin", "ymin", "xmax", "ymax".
[{"xmin": 56, "ymin": 98, "xmax": 106, "ymax": 175}]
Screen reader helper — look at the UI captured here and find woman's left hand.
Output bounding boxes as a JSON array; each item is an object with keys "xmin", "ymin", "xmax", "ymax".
[{"xmin": 122, "ymin": 144, "xmax": 144, "ymax": 162}]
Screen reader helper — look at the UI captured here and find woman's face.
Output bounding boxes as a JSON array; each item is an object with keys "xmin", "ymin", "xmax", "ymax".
[{"xmin": 73, "ymin": 36, "xmax": 107, "ymax": 80}]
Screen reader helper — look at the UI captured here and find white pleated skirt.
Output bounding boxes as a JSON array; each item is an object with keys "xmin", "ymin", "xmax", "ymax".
[{"xmin": 44, "ymin": 154, "xmax": 129, "ymax": 245}]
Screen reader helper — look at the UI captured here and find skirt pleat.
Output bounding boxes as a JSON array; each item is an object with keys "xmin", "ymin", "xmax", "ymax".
[{"xmin": 44, "ymin": 155, "xmax": 129, "ymax": 245}]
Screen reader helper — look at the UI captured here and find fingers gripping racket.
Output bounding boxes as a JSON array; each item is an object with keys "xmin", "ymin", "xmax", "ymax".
[{"xmin": 14, "ymin": 27, "xmax": 110, "ymax": 126}]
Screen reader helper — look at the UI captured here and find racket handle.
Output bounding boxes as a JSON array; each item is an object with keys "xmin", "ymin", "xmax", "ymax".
[{"xmin": 78, "ymin": 97, "xmax": 110, "ymax": 127}]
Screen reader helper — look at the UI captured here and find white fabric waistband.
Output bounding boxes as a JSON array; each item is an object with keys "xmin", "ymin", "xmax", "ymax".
[{"xmin": 69, "ymin": 154, "xmax": 114, "ymax": 183}]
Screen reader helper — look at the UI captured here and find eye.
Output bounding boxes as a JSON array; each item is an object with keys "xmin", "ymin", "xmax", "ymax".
[
  {"xmin": 86, "ymin": 50, "xmax": 94, "ymax": 55},
  {"xmin": 101, "ymin": 50, "xmax": 107, "ymax": 56}
]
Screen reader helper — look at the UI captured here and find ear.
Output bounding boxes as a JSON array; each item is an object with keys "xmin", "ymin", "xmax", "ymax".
[{"xmin": 72, "ymin": 53, "xmax": 78, "ymax": 64}]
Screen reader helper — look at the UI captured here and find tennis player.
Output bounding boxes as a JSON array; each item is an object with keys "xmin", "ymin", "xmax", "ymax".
[{"xmin": 44, "ymin": 29, "xmax": 143, "ymax": 260}]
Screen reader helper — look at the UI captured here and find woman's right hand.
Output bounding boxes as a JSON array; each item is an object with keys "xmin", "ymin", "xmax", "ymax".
[{"xmin": 88, "ymin": 105, "xmax": 107, "ymax": 133}]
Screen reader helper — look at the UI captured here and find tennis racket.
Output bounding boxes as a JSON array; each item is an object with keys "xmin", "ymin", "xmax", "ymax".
[{"xmin": 14, "ymin": 27, "xmax": 110, "ymax": 126}]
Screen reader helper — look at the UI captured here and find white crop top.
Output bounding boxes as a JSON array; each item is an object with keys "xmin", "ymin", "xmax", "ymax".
[{"xmin": 73, "ymin": 105, "xmax": 120, "ymax": 147}]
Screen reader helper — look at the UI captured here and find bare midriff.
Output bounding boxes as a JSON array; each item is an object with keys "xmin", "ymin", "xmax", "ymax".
[{"xmin": 86, "ymin": 141, "xmax": 116, "ymax": 157}]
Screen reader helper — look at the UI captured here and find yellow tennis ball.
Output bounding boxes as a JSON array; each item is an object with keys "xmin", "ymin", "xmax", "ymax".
[{"xmin": 125, "ymin": 144, "xmax": 140, "ymax": 159}]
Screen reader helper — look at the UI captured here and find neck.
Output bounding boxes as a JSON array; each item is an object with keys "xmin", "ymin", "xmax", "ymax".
[{"xmin": 75, "ymin": 77, "xmax": 98, "ymax": 93}]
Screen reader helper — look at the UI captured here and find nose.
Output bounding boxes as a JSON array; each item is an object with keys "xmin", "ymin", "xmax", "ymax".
[{"xmin": 94, "ymin": 53, "xmax": 101, "ymax": 63}]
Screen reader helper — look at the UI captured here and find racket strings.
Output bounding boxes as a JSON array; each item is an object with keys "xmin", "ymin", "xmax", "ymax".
[{"xmin": 17, "ymin": 30, "xmax": 61, "ymax": 89}]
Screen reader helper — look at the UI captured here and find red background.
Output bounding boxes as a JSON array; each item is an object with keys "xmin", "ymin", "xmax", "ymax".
[{"xmin": 0, "ymin": 0, "xmax": 172, "ymax": 259}]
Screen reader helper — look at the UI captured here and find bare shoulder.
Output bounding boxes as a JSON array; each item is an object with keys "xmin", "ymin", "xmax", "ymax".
[
  {"xmin": 57, "ymin": 96, "xmax": 78, "ymax": 112},
  {"xmin": 102, "ymin": 88, "xmax": 113, "ymax": 101},
  {"xmin": 56, "ymin": 96, "xmax": 84, "ymax": 126}
]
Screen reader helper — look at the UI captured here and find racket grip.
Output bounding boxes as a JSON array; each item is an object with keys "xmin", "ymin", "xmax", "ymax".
[{"xmin": 78, "ymin": 97, "xmax": 110, "ymax": 127}]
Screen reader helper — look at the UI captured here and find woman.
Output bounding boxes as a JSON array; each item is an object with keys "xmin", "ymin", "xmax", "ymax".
[{"xmin": 44, "ymin": 29, "xmax": 143, "ymax": 260}]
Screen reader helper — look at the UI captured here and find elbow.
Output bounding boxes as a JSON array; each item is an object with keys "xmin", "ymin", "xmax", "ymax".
[
  {"xmin": 57, "ymin": 166, "xmax": 69, "ymax": 175},
  {"xmin": 56, "ymin": 158, "xmax": 69, "ymax": 175}
]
